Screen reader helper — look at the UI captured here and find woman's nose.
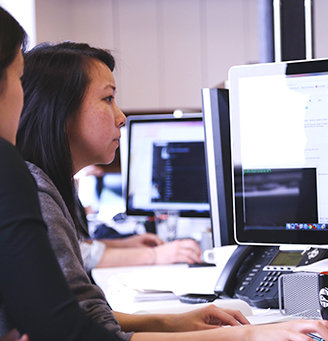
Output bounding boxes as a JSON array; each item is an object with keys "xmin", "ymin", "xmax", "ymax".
[{"xmin": 116, "ymin": 107, "xmax": 126, "ymax": 128}]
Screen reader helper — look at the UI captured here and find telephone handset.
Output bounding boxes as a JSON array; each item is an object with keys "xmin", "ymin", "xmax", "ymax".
[
  {"xmin": 214, "ymin": 245, "xmax": 263, "ymax": 297},
  {"xmin": 214, "ymin": 245, "xmax": 328, "ymax": 308}
]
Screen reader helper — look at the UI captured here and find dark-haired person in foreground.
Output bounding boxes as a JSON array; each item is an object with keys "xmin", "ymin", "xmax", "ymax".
[
  {"xmin": 15, "ymin": 40, "xmax": 328, "ymax": 340},
  {"xmin": 0, "ymin": 5, "xmax": 128, "ymax": 341}
]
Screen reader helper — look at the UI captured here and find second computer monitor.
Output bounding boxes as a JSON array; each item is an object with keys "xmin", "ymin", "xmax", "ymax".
[{"xmin": 124, "ymin": 113, "xmax": 210, "ymax": 218}]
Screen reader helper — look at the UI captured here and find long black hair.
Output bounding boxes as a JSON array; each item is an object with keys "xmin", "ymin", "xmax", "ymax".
[
  {"xmin": 16, "ymin": 42, "xmax": 115, "ymax": 228},
  {"xmin": 0, "ymin": 6, "xmax": 27, "ymax": 94}
]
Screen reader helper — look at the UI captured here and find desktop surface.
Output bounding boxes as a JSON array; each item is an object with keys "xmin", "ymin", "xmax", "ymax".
[{"xmin": 91, "ymin": 251, "xmax": 297, "ymax": 325}]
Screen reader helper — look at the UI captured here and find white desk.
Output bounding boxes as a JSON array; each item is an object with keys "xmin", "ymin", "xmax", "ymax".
[
  {"xmin": 91, "ymin": 246, "xmax": 295, "ymax": 324},
  {"xmin": 92, "ymin": 245, "xmax": 236, "ymax": 312}
]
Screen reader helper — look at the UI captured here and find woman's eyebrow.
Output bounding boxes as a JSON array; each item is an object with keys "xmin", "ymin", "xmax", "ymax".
[{"xmin": 104, "ymin": 84, "xmax": 116, "ymax": 92}]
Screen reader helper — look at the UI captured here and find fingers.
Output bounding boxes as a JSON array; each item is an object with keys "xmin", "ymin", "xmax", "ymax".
[
  {"xmin": 213, "ymin": 308, "xmax": 250, "ymax": 326},
  {"xmin": 178, "ymin": 305, "xmax": 250, "ymax": 332},
  {"xmin": 173, "ymin": 239, "xmax": 202, "ymax": 263},
  {"xmin": 176, "ymin": 247, "xmax": 202, "ymax": 264},
  {"xmin": 141, "ymin": 233, "xmax": 164, "ymax": 246},
  {"xmin": 199, "ymin": 305, "xmax": 250, "ymax": 328},
  {"xmin": 249, "ymin": 319, "xmax": 328, "ymax": 341},
  {"xmin": 290, "ymin": 319, "xmax": 328, "ymax": 341},
  {"xmin": 178, "ymin": 239, "xmax": 202, "ymax": 254},
  {"xmin": 155, "ymin": 239, "xmax": 202, "ymax": 264},
  {"xmin": 121, "ymin": 233, "xmax": 164, "ymax": 248}
]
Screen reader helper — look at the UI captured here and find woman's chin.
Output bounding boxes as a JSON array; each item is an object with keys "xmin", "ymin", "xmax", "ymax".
[{"xmin": 99, "ymin": 155, "xmax": 115, "ymax": 166}]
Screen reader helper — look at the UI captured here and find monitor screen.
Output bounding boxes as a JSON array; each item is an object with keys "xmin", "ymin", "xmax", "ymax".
[
  {"xmin": 230, "ymin": 58, "xmax": 328, "ymax": 245},
  {"xmin": 124, "ymin": 113, "xmax": 210, "ymax": 217}
]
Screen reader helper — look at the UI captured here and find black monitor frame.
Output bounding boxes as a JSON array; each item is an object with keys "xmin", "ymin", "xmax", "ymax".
[{"xmin": 202, "ymin": 88, "xmax": 235, "ymax": 246}]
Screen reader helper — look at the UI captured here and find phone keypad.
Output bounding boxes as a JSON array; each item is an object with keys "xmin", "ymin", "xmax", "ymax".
[{"xmin": 254, "ymin": 271, "xmax": 281, "ymax": 295}]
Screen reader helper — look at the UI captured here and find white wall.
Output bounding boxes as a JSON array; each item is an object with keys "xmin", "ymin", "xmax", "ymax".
[
  {"xmin": 313, "ymin": 0, "xmax": 328, "ymax": 59},
  {"xmin": 28, "ymin": 0, "xmax": 328, "ymax": 112},
  {"xmin": 34, "ymin": 0, "xmax": 259, "ymax": 112}
]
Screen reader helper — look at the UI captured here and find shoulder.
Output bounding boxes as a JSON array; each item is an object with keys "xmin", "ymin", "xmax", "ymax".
[
  {"xmin": 0, "ymin": 137, "xmax": 31, "ymax": 179},
  {"xmin": 0, "ymin": 137, "xmax": 36, "ymax": 187},
  {"xmin": 26, "ymin": 162, "xmax": 57, "ymax": 192},
  {"xmin": 0, "ymin": 136, "xmax": 18, "ymax": 156},
  {"xmin": 26, "ymin": 161, "xmax": 74, "ymax": 225},
  {"xmin": 26, "ymin": 162, "xmax": 64, "ymax": 206},
  {"xmin": 0, "ymin": 138, "xmax": 43, "ymax": 221},
  {"xmin": 0, "ymin": 136, "xmax": 17, "ymax": 156}
]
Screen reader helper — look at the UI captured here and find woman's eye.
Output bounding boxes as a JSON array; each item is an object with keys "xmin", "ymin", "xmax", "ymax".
[{"xmin": 105, "ymin": 96, "xmax": 114, "ymax": 103}]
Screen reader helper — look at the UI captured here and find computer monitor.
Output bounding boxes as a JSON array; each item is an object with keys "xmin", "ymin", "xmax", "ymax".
[
  {"xmin": 202, "ymin": 88, "xmax": 235, "ymax": 246},
  {"xmin": 124, "ymin": 113, "xmax": 210, "ymax": 218},
  {"xmin": 230, "ymin": 58, "xmax": 328, "ymax": 246}
]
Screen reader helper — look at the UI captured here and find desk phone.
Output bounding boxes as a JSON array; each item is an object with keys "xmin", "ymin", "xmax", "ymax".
[{"xmin": 215, "ymin": 245, "xmax": 328, "ymax": 308}]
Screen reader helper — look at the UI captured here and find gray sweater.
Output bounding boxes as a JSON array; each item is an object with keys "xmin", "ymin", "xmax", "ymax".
[{"xmin": 27, "ymin": 162, "xmax": 132, "ymax": 341}]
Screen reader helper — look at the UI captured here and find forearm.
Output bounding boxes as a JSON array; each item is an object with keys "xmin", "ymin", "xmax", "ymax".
[
  {"xmin": 96, "ymin": 248, "xmax": 155, "ymax": 268},
  {"xmin": 101, "ymin": 239, "xmax": 127, "ymax": 248},
  {"xmin": 113, "ymin": 312, "xmax": 175, "ymax": 333},
  {"xmin": 129, "ymin": 326, "xmax": 251, "ymax": 341},
  {"xmin": 129, "ymin": 319, "xmax": 328, "ymax": 341},
  {"xmin": 101, "ymin": 234, "xmax": 163, "ymax": 249}
]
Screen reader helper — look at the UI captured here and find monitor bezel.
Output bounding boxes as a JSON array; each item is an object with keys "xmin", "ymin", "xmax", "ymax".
[
  {"xmin": 230, "ymin": 58, "xmax": 328, "ymax": 246},
  {"xmin": 202, "ymin": 88, "xmax": 235, "ymax": 246}
]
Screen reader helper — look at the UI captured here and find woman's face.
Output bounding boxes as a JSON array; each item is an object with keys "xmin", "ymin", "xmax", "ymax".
[
  {"xmin": 0, "ymin": 49, "xmax": 24, "ymax": 145},
  {"xmin": 67, "ymin": 60, "xmax": 126, "ymax": 174}
]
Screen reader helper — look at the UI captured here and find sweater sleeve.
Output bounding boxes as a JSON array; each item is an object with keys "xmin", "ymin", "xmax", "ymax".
[
  {"xmin": 27, "ymin": 163, "xmax": 132, "ymax": 341},
  {"xmin": 80, "ymin": 240, "xmax": 106, "ymax": 273},
  {"xmin": 0, "ymin": 138, "xmax": 124, "ymax": 341}
]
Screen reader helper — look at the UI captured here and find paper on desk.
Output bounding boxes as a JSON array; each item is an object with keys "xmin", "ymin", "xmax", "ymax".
[
  {"xmin": 133, "ymin": 289, "xmax": 177, "ymax": 302},
  {"xmin": 247, "ymin": 310, "xmax": 300, "ymax": 325},
  {"xmin": 103, "ymin": 270, "xmax": 176, "ymax": 305},
  {"xmin": 136, "ymin": 298, "xmax": 254, "ymax": 317},
  {"xmin": 120, "ymin": 266, "xmax": 220, "ymax": 295},
  {"xmin": 102, "ymin": 245, "xmax": 236, "ymax": 305},
  {"xmin": 294, "ymin": 258, "xmax": 328, "ymax": 273},
  {"xmin": 119, "ymin": 245, "xmax": 236, "ymax": 296}
]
